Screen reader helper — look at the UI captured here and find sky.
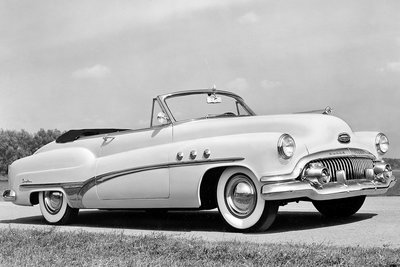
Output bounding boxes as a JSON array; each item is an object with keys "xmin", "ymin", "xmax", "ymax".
[{"xmin": 0, "ymin": 0, "xmax": 399, "ymax": 157}]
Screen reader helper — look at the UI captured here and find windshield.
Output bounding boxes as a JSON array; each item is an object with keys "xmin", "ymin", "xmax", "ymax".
[{"xmin": 164, "ymin": 92, "xmax": 253, "ymax": 122}]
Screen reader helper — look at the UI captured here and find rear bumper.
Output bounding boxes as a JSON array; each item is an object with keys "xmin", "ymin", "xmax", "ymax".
[
  {"xmin": 2, "ymin": 189, "xmax": 16, "ymax": 202},
  {"xmin": 261, "ymin": 175, "xmax": 396, "ymax": 201}
]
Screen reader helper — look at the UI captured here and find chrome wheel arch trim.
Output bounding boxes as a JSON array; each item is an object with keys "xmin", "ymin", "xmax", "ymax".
[
  {"xmin": 20, "ymin": 157, "xmax": 245, "ymax": 209},
  {"xmin": 19, "ymin": 186, "xmax": 76, "ymax": 207}
]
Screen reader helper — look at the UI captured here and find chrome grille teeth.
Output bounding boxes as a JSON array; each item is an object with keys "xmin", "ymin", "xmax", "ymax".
[
  {"xmin": 327, "ymin": 159, "xmax": 336, "ymax": 182},
  {"xmin": 356, "ymin": 158, "xmax": 367, "ymax": 179},
  {"xmin": 344, "ymin": 158, "xmax": 353, "ymax": 179},
  {"xmin": 338, "ymin": 158, "xmax": 345, "ymax": 178},
  {"xmin": 332, "ymin": 158, "xmax": 340, "ymax": 181},
  {"xmin": 356, "ymin": 159, "xmax": 362, "ymax": 179},
  {"xmin": 309, "ymin": 157, "xmax": 374, "ymax": 182}
]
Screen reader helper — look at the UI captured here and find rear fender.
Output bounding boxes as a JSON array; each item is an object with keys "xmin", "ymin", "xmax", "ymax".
[{"xmin": 8, "ymin": 147, "xmax": 96, "ymax": 206}]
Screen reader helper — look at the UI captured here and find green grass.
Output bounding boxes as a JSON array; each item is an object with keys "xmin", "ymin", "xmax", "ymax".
[{"xmin": 0, "ymin": 228, "xmax": 399, "ymax": 266}]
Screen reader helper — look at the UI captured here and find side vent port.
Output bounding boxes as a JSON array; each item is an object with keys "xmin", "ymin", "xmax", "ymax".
[
  {"xmin": 199, "ymin": 167, "xmax": 226, "ymax": 209},
  {"xmin": 30, "ymin": 192, "xmax": 39, "ymax": 205}
]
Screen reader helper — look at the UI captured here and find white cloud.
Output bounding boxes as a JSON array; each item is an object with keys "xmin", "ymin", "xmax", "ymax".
[
  {"xmin": 72, "ymin": 64, "xmax": 111, "ymax": 79},
  {"xmin": 2, "ymin": 0, "xmax": 249, "ymax": 49},
  {"xmin": 386, "ymin": 62, "xmax": 400, "ymax": 72},
  {"xmin": 238, "ymin": 12, "xmax": 259, "ymax": 24},
  {"xmin": 226, "ymin": 77, "xmax": 249, "ymax": 91},
  {"xmin": 380, "ymin": 61, "xmax": 400, "ymax": 73},
  {"xmin": 260, "ymin": 79, "xmax": 282, "ymax": 89}
]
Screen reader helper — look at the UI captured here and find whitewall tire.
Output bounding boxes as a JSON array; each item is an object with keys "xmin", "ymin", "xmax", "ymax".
[
  {"xmin": 216, "ymin": 167, "xmax": 278, "ymax": 232},
  {"xmin": 39, "ymin": 191, "xmax": 79, "ymax": 225}
]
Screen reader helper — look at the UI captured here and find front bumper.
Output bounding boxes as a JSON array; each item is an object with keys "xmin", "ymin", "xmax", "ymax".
[{"xmin": 261, "ymin": 175, "xmax": 396, "ymax": 201}]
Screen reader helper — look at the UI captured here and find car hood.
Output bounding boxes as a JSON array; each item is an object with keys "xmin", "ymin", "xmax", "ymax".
[{"xmin": 173, "ymin": 114, "xmax": 363, "ymax": 155}]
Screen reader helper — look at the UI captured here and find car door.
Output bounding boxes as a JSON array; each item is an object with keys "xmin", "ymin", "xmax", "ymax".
[{"xmin": 95, "ymin": 124, "xmax": 172, "ymax": 200}]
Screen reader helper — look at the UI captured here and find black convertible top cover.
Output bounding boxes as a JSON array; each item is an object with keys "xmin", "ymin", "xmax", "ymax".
[{"xmin": 56, "ymin": 128, "xmax": 129, "ymax": 143}]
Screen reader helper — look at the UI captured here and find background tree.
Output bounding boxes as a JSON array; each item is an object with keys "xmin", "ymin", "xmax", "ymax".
[
  {"xmin": 0, "ymin": 129, "xmax": 63, "ymax": 176},
  {"xmin": 383, "ymin": 158, "xmax": 400, "ymax": 170}
]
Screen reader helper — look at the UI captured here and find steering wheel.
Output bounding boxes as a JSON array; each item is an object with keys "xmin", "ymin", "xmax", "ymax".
[
  {"xmin": 222, "ymin": 112, "xmax": 236, "ymax": 117},
  {"xmin": 214, "ymin": 112, "xmax": 236, "ymax": 118}
]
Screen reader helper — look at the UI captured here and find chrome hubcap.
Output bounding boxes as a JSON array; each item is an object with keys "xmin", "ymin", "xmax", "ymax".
[
  {"xmin": 225, "ymin": 175, "xmax": 257, "ymax": 218},
  {"xmin": 43, "ymin": 191, "xmax": 63, "ymax": 214}
]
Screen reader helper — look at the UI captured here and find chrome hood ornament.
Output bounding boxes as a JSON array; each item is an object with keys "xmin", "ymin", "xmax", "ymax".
[
  {"xmin": 296, "ymin": 106, "xmax": 333, "ymax": 115},
  {"xmin": 323, "ymin": 106, "xmax": 333, "ymax": 115}
]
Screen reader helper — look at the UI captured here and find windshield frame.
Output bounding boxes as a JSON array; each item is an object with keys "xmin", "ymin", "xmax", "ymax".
[{"xmin": 157, "ymin": 89, "xmax": 256, "ymax": 124}]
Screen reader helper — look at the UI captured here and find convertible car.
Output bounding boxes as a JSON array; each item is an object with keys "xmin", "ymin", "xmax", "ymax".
[{"xmin": 3, "ymin": 89, "xmax": 396, "ymax": 231}]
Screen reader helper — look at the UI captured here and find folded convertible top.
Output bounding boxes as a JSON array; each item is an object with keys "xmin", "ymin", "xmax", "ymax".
[{"xmin": 56, "ymin": 128, "xmax": 129, "ymax": 143}]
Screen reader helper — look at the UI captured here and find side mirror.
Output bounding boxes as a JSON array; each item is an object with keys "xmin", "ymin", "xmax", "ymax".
[{"xmin": 157, "ymin": 112, "xmax": 170, "ymax": 125}]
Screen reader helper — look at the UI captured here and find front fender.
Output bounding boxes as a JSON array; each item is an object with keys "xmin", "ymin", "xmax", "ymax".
[
  {"xmin": 353, "ymin": 131, "xmax": 383, "ymax": 159},
  {"xmin": 177, "ymin": 132, "xmax": 309, "ymax": 180}
]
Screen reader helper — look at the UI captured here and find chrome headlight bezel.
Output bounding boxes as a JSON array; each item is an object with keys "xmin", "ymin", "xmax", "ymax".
[
  {"xmin": 375, "ymin": 133, "xmax": 389, "ymax": 155},
  {"xmin": 277, "ymin": 134, "xmax": 296, "ymax": 159}
]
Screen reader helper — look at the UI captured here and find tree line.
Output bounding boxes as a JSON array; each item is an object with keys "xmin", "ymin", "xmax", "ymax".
[
  {"xmin": 0, "ymin": 129, "xmax": 63, "ymax": 176},
  {"xmin": 383, "ymin": 158, "xmax": 400, "ymax": 170}
]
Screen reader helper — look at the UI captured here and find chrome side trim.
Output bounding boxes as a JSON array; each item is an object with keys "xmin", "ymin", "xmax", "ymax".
[
  {"xmin": 20, "ymin": 157, "xmax": 244, "ymax": 208},
  {"xmin": 20, "ymin": 182, "xmax": 84, "ymax": 190},
  {"xmin": 95, "ymin": 157, "xmax": 244, "ymax": 185},
  {"xmin": 260, "ymin": 148, "xmax": 375, "ymax": 182}
]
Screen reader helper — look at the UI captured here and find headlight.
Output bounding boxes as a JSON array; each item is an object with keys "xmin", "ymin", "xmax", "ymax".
[
  {"xmin": 277, "ymin": 134, "xmax": 296, "ymax": 159},
  {"xmin": 375, "ymin": 133, "xmax": 389, "ymax": 154}
]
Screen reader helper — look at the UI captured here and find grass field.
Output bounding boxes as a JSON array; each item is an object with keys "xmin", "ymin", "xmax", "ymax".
[{"xmin": 0, "ymin": 228, "xmax": 399, "ymax": 266}]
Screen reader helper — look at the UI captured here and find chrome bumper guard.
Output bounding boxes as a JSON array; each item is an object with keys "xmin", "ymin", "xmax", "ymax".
[
  {"xmin": 2, "ymin": 189, "xmax": 16, "ymax": 202},
  {"xmin": 261, "ymin": 161, "xmax": 397, "ymax": 201}
]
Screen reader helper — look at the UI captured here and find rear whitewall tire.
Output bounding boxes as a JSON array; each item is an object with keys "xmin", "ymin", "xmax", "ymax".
[
  {"xmin": 216, "ymin": 167, "xmax": 278, "ymax": 232},
  {"xmin": 39, "ymin": 191, "xmax": 79, "ymax": 225}
]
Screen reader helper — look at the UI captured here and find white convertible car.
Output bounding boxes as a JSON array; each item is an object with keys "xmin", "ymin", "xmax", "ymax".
[{"xmin": 3, "ymin": 89, "xmax": 396, "ymax": 231}]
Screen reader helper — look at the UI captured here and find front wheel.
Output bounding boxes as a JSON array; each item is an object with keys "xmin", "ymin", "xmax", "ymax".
[
  {"xmin": 216, "ymin": 168, "xmax": 278, "ymax": 232},
  {"xmin": 39, "ymin": 191, "xmax": 79, "ymax": 225},
  {"xmin": 312, "ymin": 195, "xmax": 366, "ymax": 218}
]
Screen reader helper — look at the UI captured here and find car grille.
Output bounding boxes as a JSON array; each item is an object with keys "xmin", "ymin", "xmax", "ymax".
[{"xmin": 309, "ymin": 157, "xmax": 374, "ymax": 182}]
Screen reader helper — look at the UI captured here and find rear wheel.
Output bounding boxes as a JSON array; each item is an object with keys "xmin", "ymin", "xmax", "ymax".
[
  {"xmin": 216, "ymin": 168, "xmax": 278, "ymax": 232},
  {"xmin": 312, "ymin": 195, "xmax": 366, "ymax": 218},
  {"xmin": 39, "ymin": 191, "xmax": 79, "ymax": 224}
]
